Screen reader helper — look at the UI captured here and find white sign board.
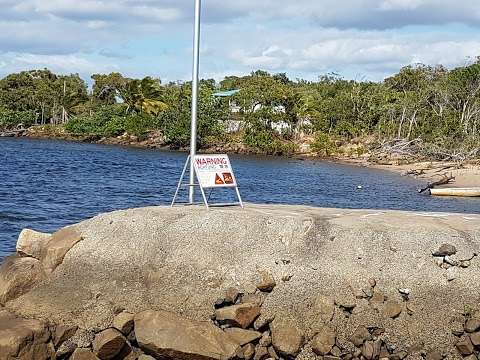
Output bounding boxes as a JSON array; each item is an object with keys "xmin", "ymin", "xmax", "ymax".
[{"xmin": 193, "ymin": 154, "xmax": 237, "ymax": 188}]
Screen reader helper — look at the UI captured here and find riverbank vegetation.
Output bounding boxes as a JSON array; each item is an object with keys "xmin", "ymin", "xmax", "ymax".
[{"xmin": 1, "ymin": 61, "xmax": 480, "ymax": 161}]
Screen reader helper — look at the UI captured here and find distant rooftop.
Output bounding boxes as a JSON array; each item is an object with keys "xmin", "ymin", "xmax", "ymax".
[{"xmin": 212, "ymin": 89, "xmax": 240, "ymax": 97}]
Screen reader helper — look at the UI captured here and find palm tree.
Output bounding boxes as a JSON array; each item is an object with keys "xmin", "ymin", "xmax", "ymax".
[{"xmin": 121, "ymin": 77, "xmax": 168, "ymax": 116}]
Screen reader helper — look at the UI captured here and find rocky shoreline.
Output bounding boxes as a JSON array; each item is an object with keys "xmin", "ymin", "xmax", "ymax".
[{"xmin": 0, "ymin": 205, "xmax": 479, "ymax": 360}]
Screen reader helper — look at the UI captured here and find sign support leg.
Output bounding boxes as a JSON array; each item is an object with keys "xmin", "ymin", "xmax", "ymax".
[
  {"xmin": 235, "ymin": 186, "xmax": 244, "ymax": 208},
  {"xmin": 171, "ymin": 156, "xmax": 190, "ymax": 207},
  {"xmin": 198, "ymin": 181, "xmax": 209, "ymax": 210}
]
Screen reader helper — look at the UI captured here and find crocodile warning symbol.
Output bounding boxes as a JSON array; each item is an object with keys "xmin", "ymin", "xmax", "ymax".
[
  {"xmin": 222, "ymin": 172, "xmax": 234, "ymax": 184},
  {"xmin": 215, "ymin": 173, "xmax": 225, "ymax": 185}
]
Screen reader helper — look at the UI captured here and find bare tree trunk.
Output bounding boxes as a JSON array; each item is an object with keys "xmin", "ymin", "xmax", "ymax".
[
  {"xmin": 407, "ymin": 110, "xmax": 418, "ymax": 139},
  {"xmin": 397, "ymin": 107, "xmax": 406, "ymax": 138}
]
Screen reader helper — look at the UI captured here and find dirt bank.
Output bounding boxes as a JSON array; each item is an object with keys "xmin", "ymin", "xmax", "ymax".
[{"xmin": 1, "ymin": 204, "xmax": 480, "ymax": 359}]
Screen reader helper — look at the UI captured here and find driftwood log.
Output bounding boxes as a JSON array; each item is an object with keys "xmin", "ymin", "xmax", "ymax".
[{"xmin": 418, "ymin": 174, "xmax": 455, "ymax": 194}]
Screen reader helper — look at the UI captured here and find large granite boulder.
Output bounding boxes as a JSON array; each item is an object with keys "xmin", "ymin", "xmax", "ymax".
[
  {"xmin": 134, "ymin": 309, "xmax": 240, "ymax": 360},
  {"xmin": 0, "ymin": 255, "xmax": 45, "ymax": 305},
  {"xmin": 0, "ymin": 309, "xmax": 54, "ymax": 360}
]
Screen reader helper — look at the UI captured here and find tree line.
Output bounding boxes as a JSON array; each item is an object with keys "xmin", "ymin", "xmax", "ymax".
[{"xmin": 1, "ymin": 61, "xmax": 479, "ymax": 158}]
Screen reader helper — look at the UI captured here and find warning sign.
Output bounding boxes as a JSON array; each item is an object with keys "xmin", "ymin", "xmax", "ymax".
[{"xmin": 193, "ymin": 154, "xmax": 238, "ymax": 188}]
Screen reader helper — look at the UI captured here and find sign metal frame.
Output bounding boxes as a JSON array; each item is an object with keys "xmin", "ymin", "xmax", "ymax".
[{"xmin": 171, "ymin": 155, "xmax": 244, "ymax": 209}]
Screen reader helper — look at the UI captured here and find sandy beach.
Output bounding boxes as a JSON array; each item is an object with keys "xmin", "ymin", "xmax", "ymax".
[{"xmin": 340, "ymin": 158, "xmax": 480, "ymax": 189}]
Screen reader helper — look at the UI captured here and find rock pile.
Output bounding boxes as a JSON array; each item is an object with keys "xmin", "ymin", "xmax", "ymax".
[
  {"xmin": 431, "ymin": 243, "xmax": 477, "ymax": 281},
  {"xmin": 455, "ymin": 312, "xmax": 480, "ymax": 359},
  {"xmin": 1, "ymin": 267, "xmax": 479, "ymax": 360}
]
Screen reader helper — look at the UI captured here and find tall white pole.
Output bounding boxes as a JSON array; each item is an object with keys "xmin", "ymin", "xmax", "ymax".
[{"xmin": 189, "ymin": 0, "xmax": 201, "ymax": 204}]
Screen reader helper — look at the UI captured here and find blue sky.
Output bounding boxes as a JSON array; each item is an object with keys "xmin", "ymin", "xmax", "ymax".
[{"xmin": 1, "ymin": 0, "xmax": 480, "ymax": 83}]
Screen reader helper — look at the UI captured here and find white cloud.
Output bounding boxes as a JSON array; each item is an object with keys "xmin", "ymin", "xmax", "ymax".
[
  {"xmin": 0, "ymin": 0, "xmax": 480, "ymax": 81},
  {"xmin": 378, "ymin": 0, "xmax": 426, "ymax": 11},
  {"xmin": 215, "ymin": 26, "xmax": 480, "ymax": 80},
  {"xmin": 0, "ymin": 52, "xmax": 117, "ymax": 77}
]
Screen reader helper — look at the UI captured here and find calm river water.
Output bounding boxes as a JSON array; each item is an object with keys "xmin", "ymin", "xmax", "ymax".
[{"xmin": 1, "ymin": 138, "xmax": 479, "ymax": 258}]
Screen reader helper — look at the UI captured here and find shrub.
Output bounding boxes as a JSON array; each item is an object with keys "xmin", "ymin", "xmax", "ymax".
[
  {"xmin": 311, "ymin": 132, "xmax": 337, "ymax": 156},
  {"xmin": 244, "ymin": 128, "xmax": 297, "ymax": 155},
  {"xmin": 0, "ymin": 108, "xmax": 37, "ymax": 130}
]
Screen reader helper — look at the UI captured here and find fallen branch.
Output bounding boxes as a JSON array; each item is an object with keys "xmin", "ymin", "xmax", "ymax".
[{"xmin": 418, "ymin": 174, "xmax": 455, "ymax": 194}]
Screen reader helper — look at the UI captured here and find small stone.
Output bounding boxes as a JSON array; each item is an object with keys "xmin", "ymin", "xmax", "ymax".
[
  {"xmin": 243, "ymin": 343, "xmax": 255, "ymax": 360},
  {"xmin": 324, "ymin": 356, "xmax": 341, "ymax": 360},
  {"xmin": 362, "ymin": 341, "xmax": 375, "ymax": 360},
  {"xmin": 335, "ymin": 294, "xmax": 356, "ymax": 310},
  {"xmin": 244, "ymin": 283, "xmax": 257, "ymax": 294},
  {"xmin": 56, "ymin": 339, "xmax": 77, "ymax": 358},
  {"xmin": 460, "ymin": 260, "xmax": 471, "ymax": 268},
  {"xmin": 311, "ymin": 327, "xmax": 336, "ymax": 355},
  {"xmin": 113, "ymin": 311, "xmax": 134, "ymax": 335},
  {"xmin": 254, "ymin": 345, "xmax": 269, "ymax": 360},
  {"xmin": 215, "ymin": 303, "xmax": 261, "ymax": 329},
  {"xmin": 313, "ymin": 295, "xmax": 335, "ymax": 323},
  {"xmin": 463, "ymin": 355, "xmax": 478, "ymax": 360},
  {"xmin": 384, "ymin": 300, "xmax": 402, "ymax": 319},
  {"xmin": 331, "ymin": 346, "xmax": 341, "ymax": 357},
  {"xmin": 433, "ymin": 244, "xmax": 457, "ymax": 257},
  {"xmin": 225, "ymin": 287, "xmax": 242, "ymax": 304},
  {"xmin": 369, "ymin": 291, "xmax": 385, "ymax": 309},
  {"xmin": 259, "ymin": 331, "xmax": 272, "ymax": 347},
  {"xmin": 470, "ymin": 331, "xmax": 480, "ymax": 346},
  {"xmin": 70, "ymin": 348, "xmax": 100, "ymax": 360},
  {"xmin": 441, "ymin": 262, "xmax": 451, "ymax": 269},
  {"xmin": 267, "ymin": 346, "xmax": 279, "ymax": 359},
  {"xmin": 444, "ymin": 256, "xmax": 458, "ymax": 266},
  {"xmin": 398, "ymin": 288, "xmax": 410, "ymax": 297},
  {"xmin": 270, "ymin": 318, "xmax": 304, "ymax": 358},
  {"xmin": 465, "ymin": 318, "xmax": 480, "ymax": 333},
  {"xmin": 368, "ymin": 278, "xmax": 377, "ymax": 288},
  {"xmin": 281, "ymin": 273, "xmax": 293, "ymax": 282},
  {"xmin": 362, "ymin": 287, "xmax": 374, "ymax": 299},
  {"xmin": 254, "ymin": 315, "xmax": 275, "ymax": 331},
  {"xmin": 456, "ymin": 336, "xmax": 474, "ymax": 355},
  {"xmin": 425, "ymin": 350, "xmax": 443, "ymax": 360},
  {"xmin": 446, "ymin": 267, "xmax": 458, "ymax": 281},
  {"xmin": 92, "ymin": 328, "xmax": 126, "ymax": 360},
  {"xmin": 256, "ymin": 271, "xmax": 276, "ymax": 292},
  {"xmin": 350, "ymin": 326, "xmax": 371, "ymax": 347},
  {"xmin": 225, "ymin": 328, "xmax": 262, "ymax": 346}
]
